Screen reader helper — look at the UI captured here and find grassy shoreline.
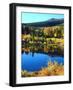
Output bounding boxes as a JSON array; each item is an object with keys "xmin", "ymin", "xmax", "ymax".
[{"xmin": 21, "ymin": 61, "xmax": 64, "ymax": 77}]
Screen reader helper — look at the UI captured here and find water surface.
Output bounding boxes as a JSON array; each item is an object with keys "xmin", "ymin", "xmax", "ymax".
[{"xmin": 21, "ymin": 52, "xmax": 64, "ymax": 72}]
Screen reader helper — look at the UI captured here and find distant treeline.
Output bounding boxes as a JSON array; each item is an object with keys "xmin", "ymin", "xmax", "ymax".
[{"xmin": 22, "ymin": 25, "xmax": 64, "ymax": 38}]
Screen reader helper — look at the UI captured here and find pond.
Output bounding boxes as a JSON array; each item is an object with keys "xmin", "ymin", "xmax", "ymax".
[{"xmin": 21, "ymin": 52, "xmax": 64, "ymax": 72}]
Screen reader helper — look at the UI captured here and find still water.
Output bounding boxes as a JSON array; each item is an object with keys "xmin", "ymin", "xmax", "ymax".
[{"xmin": 21, "ymin": 52, "xmax": 64, "ymax": 72}]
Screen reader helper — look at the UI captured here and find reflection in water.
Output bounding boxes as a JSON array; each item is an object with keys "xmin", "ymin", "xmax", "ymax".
[
  {"xmin": 22, "ymin": 52, "xmax": 64, "ymax": 72},
  {"xmin": 22, "ymin": 43, "xmax": 64, "ymax": 56},
  {"xmin": 21, "ymin": 41, "xmax": 64, "ymax": 72},
  {"xmin": 21, "ymin": 25, "xmax": 64, "ymax": 75}
]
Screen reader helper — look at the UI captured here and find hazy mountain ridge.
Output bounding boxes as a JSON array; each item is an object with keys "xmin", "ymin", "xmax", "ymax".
[{"xmin": 22, "ymin": 18, "xmax": 64, "ymax": 27}]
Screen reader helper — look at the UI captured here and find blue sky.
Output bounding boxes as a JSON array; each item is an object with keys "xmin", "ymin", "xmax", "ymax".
[{"xmin": 21, "ymin": 12, "xmax": 64, "ymax": 23}]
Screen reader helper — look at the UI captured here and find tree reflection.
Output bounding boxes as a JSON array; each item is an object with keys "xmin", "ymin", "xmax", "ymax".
[{"xmin": 22, "ymin": 25, "xmax": 64, "ymax": 56}]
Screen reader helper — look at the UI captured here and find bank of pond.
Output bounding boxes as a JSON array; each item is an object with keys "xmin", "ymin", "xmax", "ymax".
[{"xmin": 21, "ymin": 52, "xmax": 64, "ymax": 77}]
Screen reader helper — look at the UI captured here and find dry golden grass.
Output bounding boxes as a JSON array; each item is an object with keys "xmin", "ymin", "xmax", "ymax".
[{"xmin": 21, "ymin": 61, "xmax": 64, "ymax": 77}]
